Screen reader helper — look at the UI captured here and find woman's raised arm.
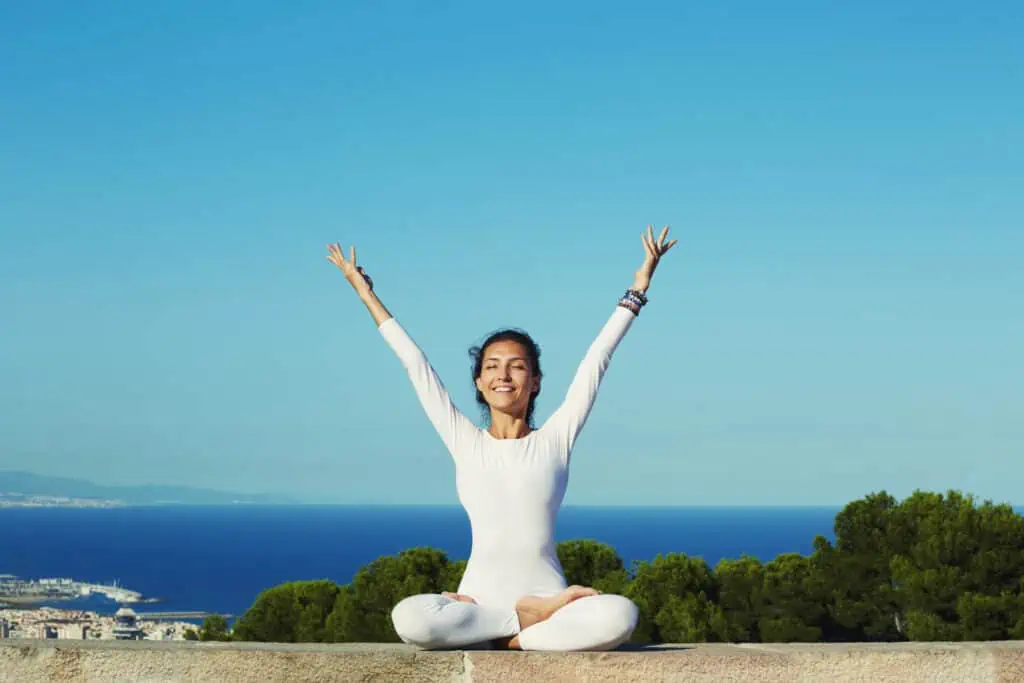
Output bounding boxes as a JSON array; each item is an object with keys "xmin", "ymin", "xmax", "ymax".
[
  {"xmin": 545, "ymin": 226, "xmax": 677, "ymax": 454},
  {"xmin": 326, "ymin": 243, "xmax": 393, "ymax": 326},
  {"xmin": 326, "ymin": 243, "xmax": 475, "ymax": 457}
]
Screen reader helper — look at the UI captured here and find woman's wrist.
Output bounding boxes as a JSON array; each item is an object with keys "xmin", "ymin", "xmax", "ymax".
[{"xmin": 618, "ymin": 286, "xmax": 648, "ymax": 315}]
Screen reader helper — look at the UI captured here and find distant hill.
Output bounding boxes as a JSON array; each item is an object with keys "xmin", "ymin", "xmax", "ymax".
[{"xmin": 0, "ymin": 471, "xmax": 291, "ymax": 505}]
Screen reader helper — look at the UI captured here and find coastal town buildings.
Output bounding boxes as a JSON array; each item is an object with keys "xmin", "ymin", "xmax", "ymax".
[{"xmin": 0, "ymin": 607, "xmax": 197, "ymax": 641}]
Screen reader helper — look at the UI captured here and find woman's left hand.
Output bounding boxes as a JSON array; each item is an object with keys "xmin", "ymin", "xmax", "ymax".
[{"xmin": 633, "ymin": 225, "xmax": 677, "ymax": 293}]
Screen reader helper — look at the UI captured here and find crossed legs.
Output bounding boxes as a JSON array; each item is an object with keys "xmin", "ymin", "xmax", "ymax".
[{"xmin": 391, "ymin": 590, "xmax": 638, "ymax": 651}]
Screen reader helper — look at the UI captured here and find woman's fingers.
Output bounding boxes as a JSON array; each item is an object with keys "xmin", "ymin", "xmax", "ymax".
[
  {"xmin": 327, "ymin": 243, "xmax": 345, "ymax": 262},
  {"xmin": 642, "ymin": 229, "xmax": 656, "ymax": 259},
  {"xmin": 325, "ymin": 244, "xmax": 339, "ymax": 266},
  {"xmin": 657, "ymin": 225, "xmax": 669, "ymax": 248},
  {"xmin": 645, "ymin": 226, "xmax": 676, "ymax": 256},
  {"xmin": 349, "ymin": 245, "xmax": 357, "ymax": 268}
]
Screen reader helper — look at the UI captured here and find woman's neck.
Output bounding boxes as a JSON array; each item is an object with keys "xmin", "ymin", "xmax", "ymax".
[{"xmin": 488, "ymin": 412, "xmax": 532, "ymax": 439}]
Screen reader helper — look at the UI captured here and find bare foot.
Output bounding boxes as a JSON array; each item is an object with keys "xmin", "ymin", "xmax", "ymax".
[
  {"xmin": 441, "ymin": 592, "xmax": 477, "ymax": 604},
  {"xmin": 514, "ymin": 585, "xmax": 599, "ymax": 630}
]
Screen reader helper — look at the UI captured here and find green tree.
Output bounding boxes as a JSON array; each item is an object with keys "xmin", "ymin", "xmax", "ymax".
[
  {"xmin": 626, "ymin": 553, "xmax": 723, "ymax": 644},
  {"xmin": 226, "ymin": 489, "xmax": 1024, "ymax": 646},
  {"xmin": 813, "ymin": 491, "xmax": 901, "ymax": 641},
  {"xmin": 593, "ymin": 568, "xmax": 632, "ymax": 595},
  {"xmin": 813, "ymin": 489, "xmax": 1024, "ymax": 642},
  {"xmin": 198, "ymin": 614, "xmax": 231, "ymax": 642},
  {"xmin": 890, "ymin": 491, "xmax": 1024, "ymax": 640},
  {"xmin": 654, "ymin": 593, "xmax": 729, "ymax": 643},
  {"xmin": 758, "ymin": 553, "xmax": 826, "ymax": 642},
  {"xmin": 183, "ymin": 628, "xmax": 199, "ymax": 641},
  {"xmin": 324, "ymin": 547, "xmax": 461, "ymax": 643},
  {"xmin": 233, "ymin": 580, "xmax": 342, "ymax": 643},
  {"xmin": 233, "ymin": 583, "xmax": 300, "ymax": 642},
  {"xmin": 293, "ymin": 580, "xmax": 343, "ymax": 643},
  {"xmin": 441, "ymin": 558, "xmax": 467, "ymax": 593},
  {"xmin": 955, "ymin": 592, "xmax": 1024, "ymax": 641},
  {"xmin": 557, "ymin": 540, "xmax": 625, "ymax": 588},
  {"xmin": 715, "ymin": 556, "xmax": 764, "ymax": 642}
]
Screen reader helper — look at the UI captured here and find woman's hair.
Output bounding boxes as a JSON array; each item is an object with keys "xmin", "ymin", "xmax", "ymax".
[{"xmin": 469, "ymin": 329, "xmax": 543, "ymax": 426}]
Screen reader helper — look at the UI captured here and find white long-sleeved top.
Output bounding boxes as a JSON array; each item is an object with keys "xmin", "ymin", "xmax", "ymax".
[{"xmin": 379, "ymin": 306, "xmax": 635, "ymax": 608}]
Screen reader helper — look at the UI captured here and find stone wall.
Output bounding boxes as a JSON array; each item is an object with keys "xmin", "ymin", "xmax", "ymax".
[{"xmin": 2, "ymin": 640, "xmax": 1023, "ymax": 682}]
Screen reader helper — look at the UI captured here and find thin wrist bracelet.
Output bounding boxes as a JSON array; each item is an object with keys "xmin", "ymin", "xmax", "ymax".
[
  {"xmin": 618, "ymin": 289, "xmax": 647, "ymax": 315},
  {"xmin": 617, "ymin": 300, "xmax": 642, "ymax": 315},
  {"xmin": 626, "ymin": 288, "xmax": 648, "ymax": 305}
]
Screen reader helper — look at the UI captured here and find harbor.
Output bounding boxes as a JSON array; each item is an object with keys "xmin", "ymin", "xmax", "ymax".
[
  {"xmin": 0, "ymin": 574, "xmax": 149, "ymax": 606},
  {"xmin": 0, "ymin": 576, "xmax": 226, "ymax": 641}
]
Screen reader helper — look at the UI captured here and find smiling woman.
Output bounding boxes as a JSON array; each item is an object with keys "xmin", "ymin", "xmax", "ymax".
[
  {"xmin": 469, "ymin": 329, "xmax": 543, "ymax": 435},
  {"xmin": 325, "ymin": 226, "xmax": 676, "ymax": 651}
]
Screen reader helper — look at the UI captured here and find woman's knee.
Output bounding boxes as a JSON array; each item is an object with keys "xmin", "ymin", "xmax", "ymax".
[
  {"xmin": 582, "ymin": 594, "xmax": 639, "ymax": 649},
  {"xmin": 517, "ymin": 594, "xmax": 639, "ymax": 651},
  {"xmin": 391, "ymin": 593, "xmax": 445, "ymax": 647}
]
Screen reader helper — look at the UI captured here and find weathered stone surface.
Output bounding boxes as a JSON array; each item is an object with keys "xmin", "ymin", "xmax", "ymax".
[
  {"xmin": 995, "ymin": 644, "xmax": 1024, "ymax": 683},
  {"xmin": 0, "ymin": 641, "xmax": 464, "ymax": 683},
  {"xmin": 3, "ymin": 640, "xmax": 1024, "ymax": 682},
  {"xmin": 467, "ymin": 643, "xmax": 1010, "ymax": 683}
]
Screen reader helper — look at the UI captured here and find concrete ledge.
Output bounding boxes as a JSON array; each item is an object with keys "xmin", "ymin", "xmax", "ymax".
[{"xmin": 2, "ymin": 640, "xmax": 1024, "ymax": 682}]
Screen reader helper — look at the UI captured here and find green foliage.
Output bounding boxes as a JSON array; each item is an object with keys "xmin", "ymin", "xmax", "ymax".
[
  {"xmin": 230, "ymin": 490, "xmax": 1024, "ymax": 646},
  {"xmin": 593, "ymin": 568, "xmax": 632, "ymax": 595},
  {"xmin": 955, "ymin": 592, "xmax": 1024, "ymax": 641},
  {"xmin": 232, "ymin": 580, "xmax": 341, "ymax": 643},
  {"xmin": 292, "ymin": 580, "xmax": 343, "ymax": 643},
  {"xmin": 813, "ymin": 491, "xmax": 902, "ymax": 641},
  {"xmin": 557, "ymin": 540, "xmax": 625, "ymax": 587},
  {"xmin": 324, "ymin": 547, "xmax": 461, "ymax": 643},
  {"xmin": 626, "ymin": 553, "xmax": 721, "ymax": 643},
  {"xmin": 654, "ymin": 593, "xmax": 728, "ymax": 643},
  {"xmin": 758, "ymin": 553, "xmax": 825, "ymax": 642},
  {"xmin": 198, "ymin": 614, "xmax": 231, "ymax": 642},
  {"xmin": 715, "ymin": 556, "xmax": 764, "ymax": 642},
  {"xmin": 815, "ymin": 490, "xmax": 1024, "ymax": 642},
  {"xmin": 183, "ymin": 628, "xmax": 199, "ymax": 641}
]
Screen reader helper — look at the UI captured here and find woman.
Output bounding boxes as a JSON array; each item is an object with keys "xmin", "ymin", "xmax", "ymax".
[{"xmin": 326, "ymin": 226, "xmax": 677, "ymax": 651}]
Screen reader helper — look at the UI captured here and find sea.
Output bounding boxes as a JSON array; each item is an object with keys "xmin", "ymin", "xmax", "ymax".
[{"xmin": 0, "ymin": 506, "xmax": 838, "ymax": 619}]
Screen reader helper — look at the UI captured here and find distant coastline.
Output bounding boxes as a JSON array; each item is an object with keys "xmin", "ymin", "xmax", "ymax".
[
  {"xmin": 0, "ymin": 470, "xmax": 289, "ymax": 506},
  {"xmin": 0, "ymin": 494, "xmax": 123, "ymax": 509}
]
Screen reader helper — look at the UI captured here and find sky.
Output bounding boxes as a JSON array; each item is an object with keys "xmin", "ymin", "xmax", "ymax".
[{"xmin": 1, "ymin": 1, "xmax": 1021, "ymax": 506}]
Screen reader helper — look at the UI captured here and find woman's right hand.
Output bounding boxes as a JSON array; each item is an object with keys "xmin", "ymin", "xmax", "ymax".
[{"xmin": 326, "ymin": 242, "xmax": 373, "ymax": 294}]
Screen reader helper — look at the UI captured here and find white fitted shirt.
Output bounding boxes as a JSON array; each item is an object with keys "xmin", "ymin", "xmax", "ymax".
[{"xmin": 379, "ymin": 306, "xmax": 635, "ymax": 608}]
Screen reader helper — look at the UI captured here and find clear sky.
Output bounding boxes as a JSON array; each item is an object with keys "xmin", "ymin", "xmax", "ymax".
[{"xmin": 1, "ymin": 2, "xmax": 1021, "ymax": 506}]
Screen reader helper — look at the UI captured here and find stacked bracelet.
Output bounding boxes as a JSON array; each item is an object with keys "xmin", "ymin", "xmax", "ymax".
[{"xmin": 618, "ymin": 288, "xmax": 648, "ymax": 315}]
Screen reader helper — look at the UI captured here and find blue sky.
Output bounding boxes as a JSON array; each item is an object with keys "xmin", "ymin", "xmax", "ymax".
[{"xmin": 1, "ymin": 2, "xmax": 1021, "ymax": 505}]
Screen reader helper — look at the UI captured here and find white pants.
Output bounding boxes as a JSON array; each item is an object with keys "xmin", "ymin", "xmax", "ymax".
[{"xmin": 391, "ymin": 593, "xmax": 638, "ymax": 651}]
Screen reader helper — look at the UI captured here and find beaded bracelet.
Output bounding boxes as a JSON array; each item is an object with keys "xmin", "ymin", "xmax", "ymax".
[
  {"xmin": 624, "ymin": 293, "xmax": 645, "ymax": 307},
  {"xmin": 626, "ymin": 288, "xmax": 648, "ymax": 305},
  {"xmin": 618, "ymin": 298, "xmax": 642, "ymax": 315},
  {"xmin": 617, "ymin": 289, "xmax": 648, "ymax": 315}
]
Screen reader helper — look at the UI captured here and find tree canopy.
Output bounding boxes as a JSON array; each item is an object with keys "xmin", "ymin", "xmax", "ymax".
[{"xmin": 228, "ymin": 490, "xmax": 1024, "ymax": 645}]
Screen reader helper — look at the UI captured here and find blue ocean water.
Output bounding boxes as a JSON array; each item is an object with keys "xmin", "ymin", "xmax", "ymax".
[{"xmin": 0, "ymin": 506, "xmax": 837, "ymax": 618}]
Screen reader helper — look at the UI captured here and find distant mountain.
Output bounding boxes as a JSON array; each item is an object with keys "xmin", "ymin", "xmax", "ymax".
[{"xmin": 0, "ymin": 471, "xmax": 291, "ymax": 505}]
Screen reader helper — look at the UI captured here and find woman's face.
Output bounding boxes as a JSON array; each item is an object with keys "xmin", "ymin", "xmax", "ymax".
[{"xmin": 475, "ymin": 340, "xmax": 539, "ymax": 417}]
